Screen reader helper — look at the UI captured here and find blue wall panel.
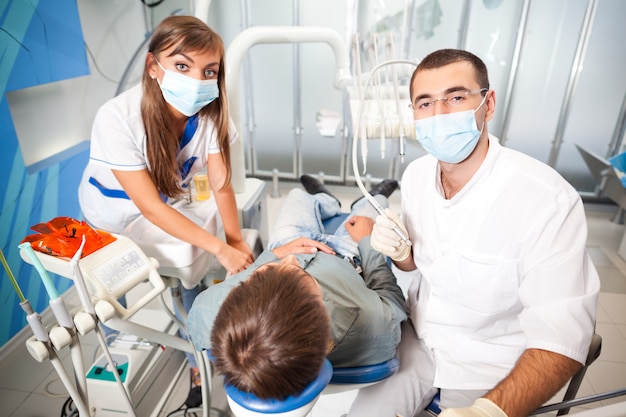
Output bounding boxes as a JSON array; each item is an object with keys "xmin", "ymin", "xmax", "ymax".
[{"xmin": 0, "ymin": 0, "xmax": 90, "ymax": 348}]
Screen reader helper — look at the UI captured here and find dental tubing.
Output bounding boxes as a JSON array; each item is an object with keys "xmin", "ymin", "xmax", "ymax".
[
  {"xmin": 19, "ymin": 242, "xmax": 91, "ymax": 412},
  {"xmin": 368, "ymin": 33, "xmax": 387, "ymax": 159},
  {"xmin": 352, "ymin": 58, "xmax": 418, "ymax": 247},
  {"xmin": 352, "ymin": 33, "xmax": 368, "ymax": 173},
  {"xmin": 18, "ymin": 242, "xmax": 59, "ymax": 299},
  {"xmin": 385, "ymin": 33, "xmax": 407, "ymax": 164},
  {"xmin": 6, "ymin": 247, "xmax": 91, "ymax": 417}
]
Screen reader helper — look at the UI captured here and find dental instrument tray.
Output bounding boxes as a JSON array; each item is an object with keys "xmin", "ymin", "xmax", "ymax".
[{"xmin": 19, "ymin": 233, "xmax": 165, "ymax": 320}]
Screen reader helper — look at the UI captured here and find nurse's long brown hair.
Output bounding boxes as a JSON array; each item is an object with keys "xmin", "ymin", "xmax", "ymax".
[{"xmin": 141, "ymin": 15, "xmax": 231, "ymax": 197}]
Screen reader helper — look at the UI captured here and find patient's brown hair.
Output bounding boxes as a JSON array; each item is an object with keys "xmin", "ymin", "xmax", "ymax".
[{"xmin": 210, "ymin": 263, "xmax": 330, "ymax": 400}]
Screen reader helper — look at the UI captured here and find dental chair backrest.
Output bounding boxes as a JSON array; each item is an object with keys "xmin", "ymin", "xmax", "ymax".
[{"xmin": 224, "ymin": 356, "xmax": 400, "ymax": 417}]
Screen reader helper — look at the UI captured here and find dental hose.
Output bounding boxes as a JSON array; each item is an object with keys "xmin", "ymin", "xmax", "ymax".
[
  {"xmin": 385, "ymin": 33, "xmax": 408, "ymax": 164},
  {"xmin": 18, "ymin": 242, "xmax": 90, "ymax": 409},
  {"xmin": 352, "ymin": 33, "xmax": 368, "ymax": 172},
  {"xmin": 3, "ymin": 248, "xmax": 91, "ymax": 417},
  {"xmin": 352, "ymin": 59, "xmax": 417, "ymax": 247}
]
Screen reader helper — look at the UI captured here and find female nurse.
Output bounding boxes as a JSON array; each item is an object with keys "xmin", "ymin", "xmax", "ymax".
[{"xmin": 77, "ymin": 15, "xmax": 254, "ymax": 391}]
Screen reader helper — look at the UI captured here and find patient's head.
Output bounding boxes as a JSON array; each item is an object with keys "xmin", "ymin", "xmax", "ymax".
[{"xmin": 210, "ymin": 261, "xmax": 330, "ymax": 400}]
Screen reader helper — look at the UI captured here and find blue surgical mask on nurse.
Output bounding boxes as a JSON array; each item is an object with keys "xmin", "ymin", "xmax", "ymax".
[{"xmin": 156, "ymin": 60, "xmax": 219, "ymax": 117}]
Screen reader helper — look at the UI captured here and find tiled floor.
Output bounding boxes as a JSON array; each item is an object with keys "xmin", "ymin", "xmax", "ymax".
[{"xmin": 1, "ymin": 182, "xmax": 626, "ymax": 417}]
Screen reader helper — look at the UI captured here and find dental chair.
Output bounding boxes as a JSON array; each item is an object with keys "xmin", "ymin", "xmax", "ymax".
[
  {"xmin": 423, "ymin": 333, "xmax": 603, "ymax": 416},
  {"xmin": 576, "ymin": 144, "xmax": 626, "ymax": 224},
  {"xmin": 224, "ymin": 356, "xmax": 400, "ymax": 417}
]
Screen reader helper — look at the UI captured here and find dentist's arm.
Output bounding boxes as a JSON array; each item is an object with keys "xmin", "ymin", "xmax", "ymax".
[{"xmin": 440, "ymin": 349, "xmax": 581, "ymax": 417}]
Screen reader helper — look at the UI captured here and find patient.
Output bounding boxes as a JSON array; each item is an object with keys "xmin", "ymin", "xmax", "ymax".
[{"xmin": 186, "ymin": 175, "xmax": 407, "ymax": 399}]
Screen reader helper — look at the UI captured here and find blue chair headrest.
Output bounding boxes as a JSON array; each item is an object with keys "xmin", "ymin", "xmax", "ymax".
[
  {"xmin": 224, "ymin": 359, "xmax": 333, "ymax": 413},
  {"xmin": 330, "ymin": 356, "xmax": 399, "ymax": 384}
]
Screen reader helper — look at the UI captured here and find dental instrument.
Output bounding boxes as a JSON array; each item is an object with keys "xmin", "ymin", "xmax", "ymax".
[
  {"xmin": 69, "ymin": 236, "xmax": 137, "ymax": 417},
  {"xmin": 19, "ymin": 241, "xmax": 90, "ymax": 412},
  {"xmin": 351, "ymin": 58, "xmax": 418, "ymax": 248},
  {"xmin": 3, "ymin": 248, "xmax": 91, "ymax": 417},
  {"xmin": 18, "ymin": 231, "xmax": 185, "ymax": 417}
]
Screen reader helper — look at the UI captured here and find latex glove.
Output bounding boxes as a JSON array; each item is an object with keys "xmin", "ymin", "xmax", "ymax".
[
  {"xmin": 370, "ymin": 208, "xmax": 411, "ymax": 262},
  {"xmin": 439, "ymin": 398, "xmax": 508, "ymax": 417}
]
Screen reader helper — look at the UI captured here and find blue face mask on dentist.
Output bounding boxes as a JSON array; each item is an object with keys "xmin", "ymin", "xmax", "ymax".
[
  {"xmin": 156, "ymin": 60, "xmax": 219, "ymax": 117},
  {"xmin": 414, "ymin": 94, "xmax": 488, "ymax": 164}
]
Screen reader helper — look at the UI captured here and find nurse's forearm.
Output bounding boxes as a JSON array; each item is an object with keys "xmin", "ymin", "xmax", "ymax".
[
  {"xmin": 484, "ymin": 348, "xmax": 581, "ymax": 417},
  {"xmin": 212, "ymin": 184, "xmax": 243, "ymax": 244},
  {"xmin": 143, "ymin": 203, "xmax": 229, "ymax": 255}
]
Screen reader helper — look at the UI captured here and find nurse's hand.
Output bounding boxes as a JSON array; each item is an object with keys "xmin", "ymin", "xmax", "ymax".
[
  {"xmin": 439, "ymin": 399, "xmax": 508, "ymax": 417},
  {"xmin": 216, "ymin": 244, "xmax": 253, "ymax": 275},
  {"xmin": 371, "ymin": 208, "xmax": 411, "ymax": 261},
  {"xmin": 229, "ymin": 238, "xmax": 255, "ymax": 263}
]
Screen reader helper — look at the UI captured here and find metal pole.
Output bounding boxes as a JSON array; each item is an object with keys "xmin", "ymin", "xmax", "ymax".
[
  {"xmin": 498, "ymin": 0, "xmax": 531, "ymax": 146},
  {"xmin": 293, "ymin": 0, "xmax": 303, "ymax": 177},
  {"xmin": 547, "ymin": 0, "xmax": 599, "ymax": 167},
  {"xmin": 457, "ymin": 0, "xmax": 472, "ymax": 50},
  {"xmin": 240, "ymin": 0, "xmax": 257, "ymax": 176},
  {"xmin": 404, "ymin": 0, "xmax": 418, "ymax": 60},
  {"xmin": 607, "ymin": 91, "xmax": 626, "ymax": 157}
]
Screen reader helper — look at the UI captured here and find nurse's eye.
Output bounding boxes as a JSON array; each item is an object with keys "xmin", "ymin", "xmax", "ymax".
[
  {"xmin": 204, "ymin": 68, "xmax": 217, "ymax": 78},
  {"xmin": 176, "ymin": 63, "xmax": 189, "ymax": 71}
]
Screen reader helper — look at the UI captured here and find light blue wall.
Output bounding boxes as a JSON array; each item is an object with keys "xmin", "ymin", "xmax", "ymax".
[{"xmin": 0, "ymin": 0, "xmax": 90, "ymax": 347}]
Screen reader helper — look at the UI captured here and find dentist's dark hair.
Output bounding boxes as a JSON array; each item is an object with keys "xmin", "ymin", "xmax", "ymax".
[{"xmin": 410, "ymin": 49, "xmax": 490, "ymax": 100}]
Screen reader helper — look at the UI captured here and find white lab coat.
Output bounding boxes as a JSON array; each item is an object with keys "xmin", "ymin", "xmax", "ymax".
[{"xmin": 402, "ymin": 137, "xmax": 600, "ymax": 390}]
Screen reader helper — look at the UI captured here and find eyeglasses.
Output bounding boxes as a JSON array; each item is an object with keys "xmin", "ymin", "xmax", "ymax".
[{"xmin": 410, "ymin": 88, "xmax": 488, "ymax": 113}]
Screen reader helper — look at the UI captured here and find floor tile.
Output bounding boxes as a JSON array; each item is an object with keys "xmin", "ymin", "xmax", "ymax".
[
  {"xmin": 596, "ymin": 266, "xmax": 626, "ymax": 294},
  {"xmin": 0, "ymin": 388, "xmax": 29, "ymax": 417},
  {"xmin": 586, "ymin": 361, "xmax": 626, "ymax": 400},
  {"xmin": 599, "ymin": 293, "xmax": 626, "ymax": 324},
  {"xmin": 595, "ymin": 322, "xmax": 626, "ymax": 363}
]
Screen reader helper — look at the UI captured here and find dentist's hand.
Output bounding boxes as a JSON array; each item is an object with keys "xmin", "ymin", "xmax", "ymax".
[
  {"xmin": 370, "ymin": 208, "xmax": 411, "ymax": 262},
  {"xmin": 439, "ymin": 399, "xmax": 508, "ymax": 417}
]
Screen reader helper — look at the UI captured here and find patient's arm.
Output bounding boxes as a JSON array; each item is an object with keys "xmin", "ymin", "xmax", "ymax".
[
  {"xmin": 358, "ymin": 236, "xmax": 407, "ymax": 317},
  {"xmin": 345, "ymin": 215, "xmax": 374, "ymax": 242},
  {"xmin": 270, "ymin": 237, "xmax": 335, "ymax": 259}
]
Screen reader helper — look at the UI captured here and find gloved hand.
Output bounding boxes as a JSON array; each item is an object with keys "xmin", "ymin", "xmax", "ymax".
[
  {"xmin": 439, "ymin": 398, "xmax": 508, "ymax": 417},
  {"xmin": 370, "ymin": 208, "xmax": 411, "ymax": 262}
]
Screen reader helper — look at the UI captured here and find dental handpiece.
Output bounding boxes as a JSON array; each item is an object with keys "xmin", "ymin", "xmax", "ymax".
[{"xmin": 368, "ymin": 195, "xmax": 412, "ymax": 247}]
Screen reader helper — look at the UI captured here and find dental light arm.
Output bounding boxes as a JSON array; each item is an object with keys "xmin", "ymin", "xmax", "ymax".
[{"xmin": 226, "ymin": 26, "xmax": 351, "ymax": 191}]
